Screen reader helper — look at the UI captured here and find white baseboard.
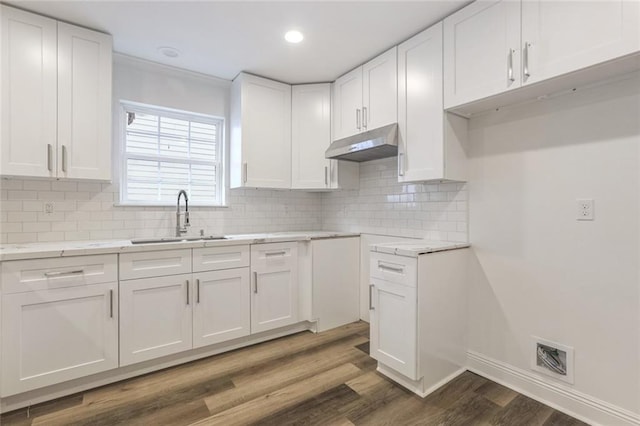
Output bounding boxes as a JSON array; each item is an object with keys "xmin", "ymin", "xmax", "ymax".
[
  {"xmin": 467, "ymin": 350, "xmax": 640, "ymax": 426},
  {"xmin": 377, "ymin": 363, "xmax": 466, "ymax": 398}
]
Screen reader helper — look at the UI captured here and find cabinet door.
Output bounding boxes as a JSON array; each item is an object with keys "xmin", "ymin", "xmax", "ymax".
[
  {"xmin": 238, "ymin": 74, "xmax": 292, "ymax": 188},
  {"xmin": 398, "ymin": 23, "xmax": 444, "ymax": 183},
  {"xmin": 444, "ymin": 0, "xmax": 521, "ymax": 109},
  {"xmin": 521, "ymin": 0, "xmax": 640, "ymax": 86},
  {"xmin": 0, "ymin": 6, "xmax": 57, "ymax": 178},
  {"xmin": 193, "ymin": 268, "xmax": 251, "ymax": 348},
  {"xmin": 57, "ymin": 22, "xmax": 112, "ymax": 180},
  {"xmin": 370, "ymin": 278, "xmax": 417, "ymax": 380},
  {"xmin": 120, "ymin": 274, "xmax": 193, "ymax": 366},
  {"xmin": 362, "ymin": 47, "xmax": 398, "ymax": 131},
  {"xmin": 291, "ymin": 84, "xmax": 331, "ymax": 189},
  {"xmin": 332, "ymin": 67, "xmax": 363, "ymax": 140},
  {"xmin": 251, "ymin": 243, "xmax": 298, "ymax": 333},
  {"xmin": 1, "ymin": 282, "xmax": 118, "ymax": 396}
]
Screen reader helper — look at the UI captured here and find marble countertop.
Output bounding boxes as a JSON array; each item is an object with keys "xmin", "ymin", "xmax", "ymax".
[
  {"xmin": 0, "ymin": 231, "xmax": 360, "ymax": 262},
  {"xmin": 370, "ymin": 240, "xmax": 470, "ymax": 258}
]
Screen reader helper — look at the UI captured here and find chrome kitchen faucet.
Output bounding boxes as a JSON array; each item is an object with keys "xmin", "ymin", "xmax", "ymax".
[{"xmin": 176, "ymin": 189, "xmax": 190, "ymax": 237}]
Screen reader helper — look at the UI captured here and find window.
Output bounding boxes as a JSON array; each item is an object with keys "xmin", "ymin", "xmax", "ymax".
[{"xmin": 120, "ymin": 102, "xmax": 224, "ymax": 206}]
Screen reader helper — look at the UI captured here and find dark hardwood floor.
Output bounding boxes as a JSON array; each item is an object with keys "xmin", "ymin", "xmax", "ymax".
[{"xmin": 1, "ymin": 322, "xmax": 588, "ymax": 426}]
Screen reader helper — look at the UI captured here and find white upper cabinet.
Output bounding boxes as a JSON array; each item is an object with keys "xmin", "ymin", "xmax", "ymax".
[
  {"xmin": 332, "ymin": 67, "xmax": 363, "ymax": 140},
  {"xmin": 444, "ymin": 0, "xmax": 521, "ymax": 109},
  {"xmin": 1, "ymin": 6, "xmax": 57, "ymax": 178},
  {"xmin": 57, "ymin": 22, "xmax": 112, "ymax": 180},
  {"xmin": 291, "ymin": 84, "xmax": 332, "ymax": 189},
  {"xmin": 398, "ymin": 22, "xmax": 467, "ymax": 183},
  {"xmin": 445, "ymin": 0, "xmax": 640, "ymax": 111},
  {"xmin": 362, "ymin": 47, "xmax": 398, "ymax": 132},
  {"xmin": 0, "ymin": 5, "xmax": 112, "ymax": 180},
  {"xmin": 230, "ymin": 73, "xmax": 292, "ymax": 189},
  {"xmin": 332, "ymin": 47, "xmax": 398, "ymax": 141},
  {"xmin": 521, "ymin": 0, "xmax": 640, "ymax": 86}
]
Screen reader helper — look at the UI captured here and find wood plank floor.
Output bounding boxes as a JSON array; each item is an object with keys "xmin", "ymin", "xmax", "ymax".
[{"xmin": 1, "ymin": 322, "xmax": 588, "ymax": 426}]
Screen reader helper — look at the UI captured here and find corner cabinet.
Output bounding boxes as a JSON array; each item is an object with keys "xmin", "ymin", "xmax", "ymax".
[
  {"xmin": 230, "ymin": 73, "xmax": 292, "ymax": 189},
  {"xmin": 0, "ymin": 5, "xmax": 112, "ymax": 180},
  {"xmin": 250, "ymin": 242, "xmax": 298, "ymax": 333},
  {"xmin": 398, "ymin": 22, "xmax": 467, "ymax": 183},
  {"xmin": 291, "ymin": 84, "xmax": 359, "ymax": 190},
  {"xmin": 332, "ymin": 47, "xmax": 397, "ymax": 141},
  {"xmin": 1, "ymin": 255, "xmax": 118, "ymax": 396}
]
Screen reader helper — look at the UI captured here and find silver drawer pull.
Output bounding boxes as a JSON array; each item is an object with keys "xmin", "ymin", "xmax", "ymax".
[
  {"xmin": 253, "ymin": 272, "xmax": 258, "ymax": 293},
  {"xmin": 44, "ymin": 269, "xmax": 84, "ymax": 277},
  {"xmin": 265, "ymin": 251, "xmax": 286, "ymax": 257},
  {"xmin": 109, "ymin": 289, "xmax": 113, "ymax": 318},
  {"xmin": 186, "ymin": 280, "xmax": 190, "ymax": 305},
  {"xmin": 378, "ymin": 262, "xmax": 404, "ymax": 274}
]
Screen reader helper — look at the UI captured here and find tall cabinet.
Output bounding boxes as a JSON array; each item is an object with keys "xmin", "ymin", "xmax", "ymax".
[
  {"xmin": 398, "ymin": 22, "xmax": 467, "ymax": 182},
  {"xmin": 1, "ymin": 5, "xmax": 112, "ymax": 180}
]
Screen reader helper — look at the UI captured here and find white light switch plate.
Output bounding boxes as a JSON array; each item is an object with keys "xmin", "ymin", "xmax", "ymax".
[{"xmin": 576, "ymin": 199, "xmax": 594, "ymax": 221}]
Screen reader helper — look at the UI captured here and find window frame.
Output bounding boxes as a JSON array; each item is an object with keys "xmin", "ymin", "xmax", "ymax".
[{"xmin": 118, "ymin": 100, "xmax": 226, "ymax": 207}]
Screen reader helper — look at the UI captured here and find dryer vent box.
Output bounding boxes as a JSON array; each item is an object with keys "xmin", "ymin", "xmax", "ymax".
[{"xmin": 531, "ymin": 336, "xmax": 574, "ymax": 384}]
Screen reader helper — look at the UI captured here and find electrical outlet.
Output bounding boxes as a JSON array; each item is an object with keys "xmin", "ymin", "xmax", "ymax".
[
  {"xmin": 576, "ymin": 199, "xmax": 594, "ymax": 221},
  {"xmin": 44, "ymin": 202, "xmax": 54, "ymax": 215}
]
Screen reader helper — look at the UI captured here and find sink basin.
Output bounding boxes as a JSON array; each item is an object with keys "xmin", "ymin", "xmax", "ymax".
[{"xmin": 130, "ymin": 236, "xmax": 227, "ymax": 245}]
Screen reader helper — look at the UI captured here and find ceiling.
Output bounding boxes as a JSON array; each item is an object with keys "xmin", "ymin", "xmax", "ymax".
[{"xmin": 5, "ymin": 1, "xmax": 470, "ymax": 84}]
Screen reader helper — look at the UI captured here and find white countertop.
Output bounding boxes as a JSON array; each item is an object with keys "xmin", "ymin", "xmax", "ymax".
[
  {"xmin": 370, "ymin": 240, "xmax": 470, "ymax": 258},
  {"xmin": 0, "ymin": 231, "xmax": 359, "ymax": 262}
]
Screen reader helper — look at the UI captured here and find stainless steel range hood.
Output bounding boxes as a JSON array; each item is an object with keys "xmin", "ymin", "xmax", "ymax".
[{"xmin": 325, "ymin": 123, "xmax": 398, "ymax": 162}]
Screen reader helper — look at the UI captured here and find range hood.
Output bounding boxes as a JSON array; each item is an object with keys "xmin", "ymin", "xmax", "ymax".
[{"xmin": 325, "ymin": 123, "xmax": 398, "ymax": 162}]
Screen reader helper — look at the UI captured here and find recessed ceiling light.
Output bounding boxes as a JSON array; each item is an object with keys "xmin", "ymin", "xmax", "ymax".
[
  {"xmin": 284, "ymin": 30, "xmax": 304, "ymax": 44},
  {"xmin": 158, "ymin": 46, "xmax": 181, "ymax": 58}
]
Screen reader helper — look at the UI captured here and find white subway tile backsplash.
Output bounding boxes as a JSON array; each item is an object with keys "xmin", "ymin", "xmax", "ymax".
[{"xmin": 1, "ymin": 157, "xmax": 467, "ymax": 243}]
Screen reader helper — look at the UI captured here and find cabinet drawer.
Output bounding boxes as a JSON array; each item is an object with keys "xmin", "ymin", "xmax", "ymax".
[
  {"xmin": 250, "ymin": 242, "xmax": 297, "ymax": 270},
  {"xmin": 193, "ymin": 245, "xmax": 250, "ymax": 272},
  {"xmin": 1, "ymin": 254, "xmax": 117, "ymax": 294},
  {"xmin": 119, "ymin": 249, "xmax": 192, "ymax": 280},
  {"xmin": 370, "ymin": 252, "xmax": 417, "ymax": 287}
]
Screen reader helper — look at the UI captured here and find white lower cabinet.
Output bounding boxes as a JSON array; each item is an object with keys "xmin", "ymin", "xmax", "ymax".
[
  {"xmin": 370, "ymin": 278, "xmax": 418, "ymax": 380},
  {"xmin": 119, "ymin": 274, "xmax": 193, "ymax": 366},
  {"xmin": 369, "ymin": 249, "xmax": 468, "ymax": 397},
  {"xmin": 1, "ymin": 255, "xmax": 118, "ymax": 397},
  {"xmin": 193, "ymin": 268, "xmax": 251, "ymax": 348},
  {"xmin": 251, "ymin": 242, "xmax": 299, "ymax": 333}
]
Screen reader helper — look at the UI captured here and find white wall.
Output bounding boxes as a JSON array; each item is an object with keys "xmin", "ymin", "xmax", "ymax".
[{"xmin": 467, "ymin": 73, "xmax": 640, "ymax": 415}]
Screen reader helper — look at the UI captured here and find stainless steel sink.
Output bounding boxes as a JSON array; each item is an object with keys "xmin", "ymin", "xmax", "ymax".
[{"xmin": 130, "ymin": 236, "xmax": 227, "ymax": 245}]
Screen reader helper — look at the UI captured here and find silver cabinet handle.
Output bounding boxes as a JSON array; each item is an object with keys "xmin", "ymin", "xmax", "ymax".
[
  {"xmin": 523, "ymin": 42, "xmax": 530, "ymax": 81},
  {"xmin": 265, "ymin": 251, "xmax": 286, "ymax": 257},
  {"xmin": 196, "ymin": 279, "xmax": 200, "ymax": 304},
  {"xmin": 398, "ymin": 152, "xmax": 404, "ymax": 177},
  {"xmin": 507, "ymin": 49, "xmax": 515, "ymax": 83},
  {"xmin": 362, "ymin": 106, "xmax": 367, "ymax": 129},
  {"xmin": 378, "ymin": 262, "xmax": 404, "ymax": 273},
  {"xmin": 47, "ymin": 144, "xmax": 53, "ymax": 171},
  {"xmin": 243, "ymin": 162, "xmax": 248, "ymax": 183},
  {"xmin": 61, "ymin": 145, "xmax": 68, "ymax": 172},
  {"xmin": 369, "ymin": 284, "xmax": 374, "ymax": 310},
  {"xmin": 324, "ymin": 166, "xmax": 328, "ymax": 186},
  {"xmin": 109, "ymin": 289, "xmax": 113, "ymax": 318},
  {"xmin": 253, "ymin": 271, "xmax": 258, "ymax": 293},
  {"xmin": 356, "ymin": 108, "xmax": 361, "ymax": 130},
  {"xmin": 44, "ymin": 269, "xmax": 84, "ymax": 277},
  {"xmin": 186, "ymin": 280, "xmax": 190, "ymax": 305}
]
